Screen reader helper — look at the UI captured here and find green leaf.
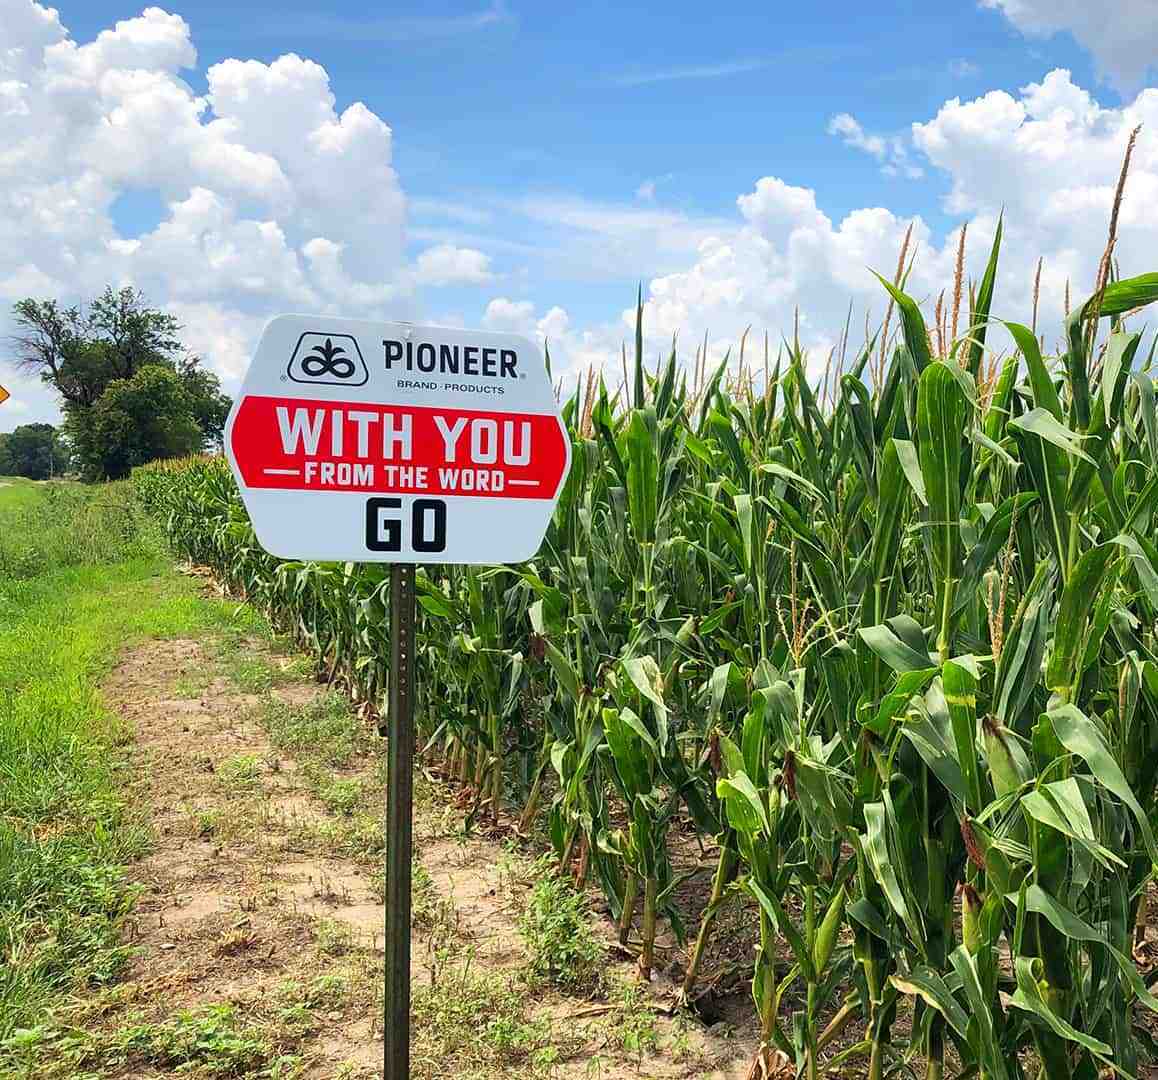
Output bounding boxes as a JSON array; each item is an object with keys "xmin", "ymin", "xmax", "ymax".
[
  {"xmin": 862, "ymin": 802, "xmax": 915, "ymax": 934},
  {"xmin": 1004, "ymin": 321, "xmax": 1061, "ymax": 420},
  {"xmin": 1009, "ymin": 408, "xmax": 1094, "ymax": 465},
  {"xmin": 859, "ymin": 623, "xmax": 935, "ymax": 673},
  {"xmin": 758, "ymin": 461, "xmax": 822, "ymax": 501},
  {"xmin": 621, "ymin": 656, "xmax": 669, "ymax": 752},
  {"xmin": 716, "ymin": 771, "xmax": 769, "ymax": 839},
  {"xmin": 747, "ymin": 878, "xmax": 815, "ymax": 983},
  {"xmin": 949, "ymin": 946, "xmax": 1009, "ymax": 1080},
  {"xmin": 1047, "ymin": 702, "xmax": 1158, "ymax": 862},
  {"xmin": 866, "ymin": 667, "xmax": 937, "ymax": 736},
  {"xmin": 943, "ymin": 655, "xmax": 981, "ymax": 812},
  {"xmin": 1045, "ymin": 542, "xmax": 1117, "ymax": 691},
  {"xmin": 917, "ymin": 361, "xmax": 970, "ymax": 648},
  {"xmin": 873, "ymin": 272, "xmax": 932, "ymax": 373},
  {"xmin": 965, "ymin": 215, "xmax": 1002, "ymax": 378},
  {"xmin": 625, "ymin": 409, "xmax": 658, "ymax": 543},
  {"xmin": 1020, "ymin": 781, "xmax": 1126, "ymax": 870},
  {"xmin": 544, "ymin": 641, "xmax": 581, "ymax": 705},
  {"xmin": 1009, "ymin": 958, "xmax": 1116, "ymax": 1063},
  {"xmin": 1111, "ymin": 533, "xmax": 1158, "ymax": 611},
  {"xmin": 890, "ymin": 967, "xmax": 971, "ymax": 1041},
  {"xmin": 1077, "ymin": 272, "xmax": 1158, "ymax": 320},
  {"xmin": 1020, "ymin": 884, "xmax": 1158, "ymax": 1013},
  {"xmin": 892, "ymin": 437, "xmax": 928, "ymax": 507}
]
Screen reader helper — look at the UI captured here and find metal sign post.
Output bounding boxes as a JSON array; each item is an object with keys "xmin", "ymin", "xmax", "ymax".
[
  {"xmin": 385, "ymin": 563, "xmax": 416, "ymax": 1080},
  {"xmin": 224, "ymin": 315, "xmax": 570, "ymax": 1080}
]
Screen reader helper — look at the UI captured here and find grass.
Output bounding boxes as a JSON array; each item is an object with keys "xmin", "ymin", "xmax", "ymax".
[
  {"xmin": 0, "ymin": 476, "xmax": 54, "ymax": 515},
  {"xmin": 0, "ymin": 482, "xmax": 262, "ymax": 1040},
  {"xmin": 411, "ymin": 964, "xmax": 569, "ymax": 1079},
  {"xmin": 1, "ymin": 1003, "xmax": 304, "ymax": 1078},
  {"xmin": 0, "ymin": 481, "xmax": 152, "ymax": 580}
]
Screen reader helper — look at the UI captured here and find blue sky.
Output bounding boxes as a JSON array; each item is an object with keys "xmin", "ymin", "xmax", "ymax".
[
  {"xmin": 3, "ymin": 0, "xmax": 1157, "ymax": 426},
  {"xmin": 86, "ymin": 0, "xmax": 1098, "ymax": 326}
]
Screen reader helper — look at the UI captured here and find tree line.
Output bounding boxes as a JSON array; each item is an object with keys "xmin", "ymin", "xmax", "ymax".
[{"xmin": 5, "ymin": 287, "xmax": 230, "ymax": 481}]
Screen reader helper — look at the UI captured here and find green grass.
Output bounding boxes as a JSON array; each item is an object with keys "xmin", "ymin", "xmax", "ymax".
[
  {"xmin": 0, "ymin": 482, "xmax": 263, "ymax": 1039},
  {"xmin": 0, "ymin": 476, "xmax": 50, "ymax": 514},
  {"xmin": 0, "ymin": 481, "xmax": 153, "ymax": 580},
  {"xmin": 1, "ymin": 1002, "xmax": 302, "ymax": 1078}
]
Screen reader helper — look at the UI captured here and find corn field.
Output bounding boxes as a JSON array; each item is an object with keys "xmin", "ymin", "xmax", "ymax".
[{"xmin": 135, "ymin": 227, "xmax": 1158, "ymax": 1079}]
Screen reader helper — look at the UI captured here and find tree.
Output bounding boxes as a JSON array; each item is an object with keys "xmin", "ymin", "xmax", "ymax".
[
  {"xmin": 8, "ymin": 287, "xmax": 231, "ymax": 479},
  {"xmin": 67, "ymin": 367, "xmax": 205, "ymax": 481},
  {"xmin": 0, "ymin": 423, "xmax": 69, "ymax": 480}
]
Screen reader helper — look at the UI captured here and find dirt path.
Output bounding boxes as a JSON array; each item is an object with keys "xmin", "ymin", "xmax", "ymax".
[{"xmin": 45, "ymin": 622, "xmax": 757, "ymax": 1079}]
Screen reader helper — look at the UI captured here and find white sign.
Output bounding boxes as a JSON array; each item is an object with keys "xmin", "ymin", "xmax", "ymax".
[{"xmin": 225, "ymin": 315, "xmax": 571, "ymax": 564}]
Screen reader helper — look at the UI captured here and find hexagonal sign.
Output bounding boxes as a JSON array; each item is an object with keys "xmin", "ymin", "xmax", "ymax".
[{"xmin": 225, "ymin": 315, "xmax": 571, "ymax": 564}]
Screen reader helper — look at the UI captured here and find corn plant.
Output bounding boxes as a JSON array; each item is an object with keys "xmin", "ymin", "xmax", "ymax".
[{"xmin": 135, "ymin": 199, "xmax": 1158, "ymax": 1079}]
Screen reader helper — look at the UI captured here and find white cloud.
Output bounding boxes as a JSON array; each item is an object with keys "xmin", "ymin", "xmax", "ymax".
[
  {"xmin": 949, "ymin": 58, "xmax": 980, "ymax": 78},
  {"xmin": 828, "ymin": 113, "xmax": 924, "ymax": 179},
  {"xmin": 624, "ymin": 69, "xmax": 1158, "ymax": 386},
  {"xmin": 413, "ymin": 243, "xmax": 494, "ymax": 287},
  {"xmin": 0, "ymin": 1, "xmax": 429, "ymax": 423},
  {"xmin": 982, "ymin": 0, "xmax": 1158, "ymax": 92}
]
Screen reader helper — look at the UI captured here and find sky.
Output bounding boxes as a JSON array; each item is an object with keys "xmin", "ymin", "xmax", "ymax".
[{"xmin": 2, "ymin": 0, "xmax": 1158, "ymax": 427}]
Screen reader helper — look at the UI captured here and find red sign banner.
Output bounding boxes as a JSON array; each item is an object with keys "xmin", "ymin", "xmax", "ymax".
[{"xmin": 230, "ymin": 395, "xmax": 569, "ymax": 500}]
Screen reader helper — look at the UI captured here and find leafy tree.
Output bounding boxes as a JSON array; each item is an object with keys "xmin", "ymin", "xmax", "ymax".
[
  {"xmin": 67, "ymin": 367, "xmax": 205, "ymax": 481},
  {"xmin": 8, "ymin": 287, "xmax": 231, "ymax": 479},
  {"xmin": 0, "ymin": 423, "xmax": 68, "ymax": 480}
]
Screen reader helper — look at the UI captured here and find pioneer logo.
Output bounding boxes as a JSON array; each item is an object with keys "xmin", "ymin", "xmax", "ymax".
[
  {"xmin": 383, "ymin": 338, "xmax": 519, "ymax": 379},
  {"xmin": 287, "ymin": 332, "xmax": 369, "ymax": 386}
]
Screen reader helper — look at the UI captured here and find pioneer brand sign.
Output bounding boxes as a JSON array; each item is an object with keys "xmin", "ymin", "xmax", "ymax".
[{"xmin": 225, "ymin": 315, "xmax": 570, "ymax": 564}]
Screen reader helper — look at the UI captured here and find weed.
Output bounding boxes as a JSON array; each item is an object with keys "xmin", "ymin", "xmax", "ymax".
[
  {"xmin": 261, "ymin": 695, "xmax": 366, "ymax": 767},
  {"xmin": 219, "ymin": 753, "xmax": 263, "ymax": 791},
  {"xmin": 518, "ymin": 858, "xmax": 606, "ymax": 995},
  {"xmin": 313, "ymin": 918, "xmax": 356, "ymax": 957},
  {"xmin": 0, "ymin": 1004, "xmax": 288, "ymax": 1078},
  {"xmin": 318, "ymin": 777, "xmax": 363, "ymax": 816},
  {"xmin": 411, "ymin": 963, "xmax": 572, "ymax": 1078}
]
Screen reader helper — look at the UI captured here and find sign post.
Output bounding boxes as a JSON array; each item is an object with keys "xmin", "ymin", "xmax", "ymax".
[
  {"xmin": 385, "ymin": 563, "xmax": 415, "ymax": 1079},
  {"xmin": 225, "ymin": 316, "xmax": 570, "ymax": 1080}
]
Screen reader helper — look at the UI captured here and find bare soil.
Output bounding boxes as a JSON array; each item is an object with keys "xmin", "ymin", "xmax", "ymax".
[{"xmin": 83, "ymin": 627, "xmax": 760, "ymax": 1079}]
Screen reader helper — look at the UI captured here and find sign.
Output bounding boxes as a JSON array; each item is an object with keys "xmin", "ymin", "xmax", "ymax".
[
  {"xmin": 225, "ymin": 316, "xmax": 571, "ymax": 564},
  {"xmin": 0, "ymin": 384, "xmax": 9, "ymax": 407}
]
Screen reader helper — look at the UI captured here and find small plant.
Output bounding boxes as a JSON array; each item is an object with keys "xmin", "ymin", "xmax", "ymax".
[
  {"xmin": 313, "ymin": 917, "xmax": 355, "ymax": 957},
  {"xmin": 318, "ymin": 777, "xmax": 362, "ymax": 816},
  {"xmin": 7, "ymin": 1005, "xmax": 277, "ymax": 1077},
  {"xmin": 602, "ymin": 984, "xmax": 659, "ymax": 1059},
  {"xmin": 218, "ymin": 753, "xmax": 262, "ymax": 791},
  {"xmin": 518, "ymin": 858, "xmax": 606, "ymax": 995}
]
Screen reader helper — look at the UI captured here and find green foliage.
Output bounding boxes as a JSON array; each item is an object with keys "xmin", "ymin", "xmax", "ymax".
[
  {"xmin": 518, "ymin": 859, "xmax": 606, "ymax": 994},
  {"xmin": 0, "ymin": 422, "xmax": 68, "ymax": 479},
  {"xmin": 0, "ymin": 481, "xmax": 155, "ymax": 580},
  {"xmin": 1, "ymin": 1004, "xmax": 281, "ymax": 1076},
  {"xmin": 68, "ymin": 364, "xmax": 205, "ymax": 480}
]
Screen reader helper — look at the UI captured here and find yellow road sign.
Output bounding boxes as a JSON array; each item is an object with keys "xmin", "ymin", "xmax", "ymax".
[{"xmin": 0, "ymin": 384, "xmax": 9, "ymax": 406}]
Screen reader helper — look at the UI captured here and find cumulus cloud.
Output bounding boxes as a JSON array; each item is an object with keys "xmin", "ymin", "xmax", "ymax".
[
  {"xmin": 982, "ymin": 0, "xmax": 1158, "ymax": 92},
  {"xmin": 413, "ymin": 244, "xmax": 494, "ymax": 286},
  {"xmin": 619, "ymin": 70, "xmax": 1158, "ymax": 388},
  {"xmin": 0, "ymin": 1, "xmax": 469, "ymax": 422}
]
